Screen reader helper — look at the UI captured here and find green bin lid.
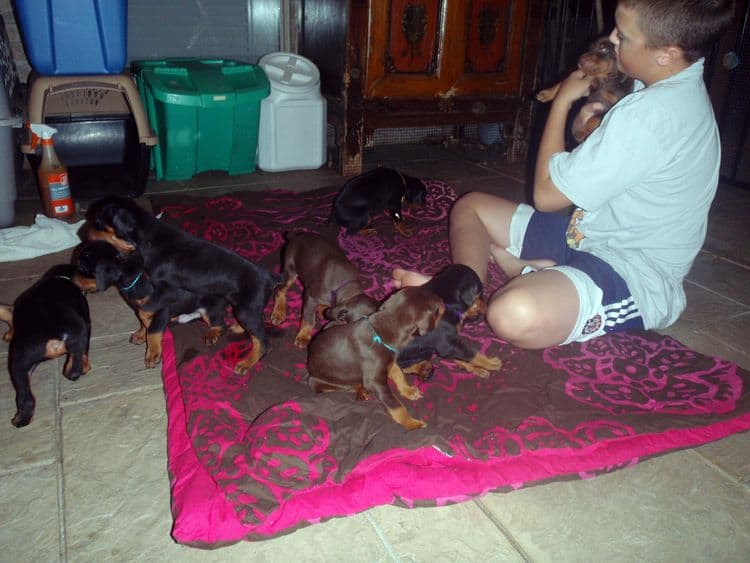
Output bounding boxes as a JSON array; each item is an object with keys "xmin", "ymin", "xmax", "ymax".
[{"xmin": 134, "ymin": 58, "xmax": 270, "ymax": 107}]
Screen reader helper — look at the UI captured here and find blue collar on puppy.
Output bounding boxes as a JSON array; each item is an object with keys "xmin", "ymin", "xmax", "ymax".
[
  {"xmin": 121, "ymin": 272, "xmax": 143, "ymax": 292},
  {"xmin": 361, "ymin": 316, "xmax": 399, "ymax": 354}
]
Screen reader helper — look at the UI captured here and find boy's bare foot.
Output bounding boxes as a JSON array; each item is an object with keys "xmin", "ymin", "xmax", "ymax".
[{"xmin": 392, "ymin": 268, "xmax": 432, "ymax": 288}]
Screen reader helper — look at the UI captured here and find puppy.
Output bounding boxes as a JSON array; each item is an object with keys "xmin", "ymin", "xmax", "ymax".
[
  {"xmin": 83, "ymin": 196, "xmax": 279, "ymax": 374},
  {"xmin": 397, "ymin": 264, "xmax": 502, "ymax": 380},
  {"xmin": 536, "ymin": 36, "xmax": 633, "ymax": 142},
  {"xmin": 307, "ymin": 286, "xmax": 444, "ymax": 430},
  {"xmin": 270, "ymin": 231, "xmax": 378, "ymax": 347},
  {"xmin": 331, "ymin": 167, "xmax": 427, "ymax": 236},
  {"xmin": 74, "ymin": 241, "xmax": 239, "ymax": 368},
  {"xmin": 1, "ymin": 265, "xmax": 94, "ymax": 427}
]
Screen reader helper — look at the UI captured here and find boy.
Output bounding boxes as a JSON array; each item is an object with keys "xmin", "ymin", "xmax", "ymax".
[{"xmin": 394, "ymin": 0, "xmax": 735, "ymax": 348}]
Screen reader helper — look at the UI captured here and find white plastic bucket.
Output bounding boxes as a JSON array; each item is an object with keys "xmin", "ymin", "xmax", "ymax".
[{"xmin": 257, "ymin": 52, "xmax": 327, "ymax": 172}]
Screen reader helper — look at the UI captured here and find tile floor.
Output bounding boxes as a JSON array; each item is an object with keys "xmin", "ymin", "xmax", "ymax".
[{"xmin": 1, "ymin": 141, "xmax": 749, "ymax": 562}]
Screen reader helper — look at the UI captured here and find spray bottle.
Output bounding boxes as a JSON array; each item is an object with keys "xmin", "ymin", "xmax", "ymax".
[{"xmin": 29, "ymin": 124, "xmax": 74, "ymax": 219}]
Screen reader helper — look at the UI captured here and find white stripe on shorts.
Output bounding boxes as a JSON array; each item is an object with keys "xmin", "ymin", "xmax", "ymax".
[{"xmin": 603, "ymin": 298, "xmax": 639, "ymax": 327}]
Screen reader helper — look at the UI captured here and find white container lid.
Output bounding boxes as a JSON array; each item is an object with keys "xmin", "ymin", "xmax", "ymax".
[{"xmin": 258, "ymin": 52, "xmax": 320, "ymax": 94}]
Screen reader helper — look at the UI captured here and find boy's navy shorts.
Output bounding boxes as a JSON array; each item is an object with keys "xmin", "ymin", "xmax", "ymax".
[{"xmin": 506, "ymin": 203, "xmax": 644, "ymax": 344}]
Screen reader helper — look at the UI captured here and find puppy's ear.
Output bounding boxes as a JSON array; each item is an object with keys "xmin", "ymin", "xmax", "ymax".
[
  {"xmin": 324, "ymin": 304, "xmax": 349, "ymax": 323},
  {"xmin": 404, "ymin": 177, "xmax": 427, "ymax": 205},
  {"xmin": 95, "ymin": 258, "xmax": 123, "ymax": 292},
  {"xmin": 416, "ymin": 300, "xmax": 444, "ymax": 336},
  {"xmin": 111, "ymin": 208, "xmax": 138, "ymax": 244}
]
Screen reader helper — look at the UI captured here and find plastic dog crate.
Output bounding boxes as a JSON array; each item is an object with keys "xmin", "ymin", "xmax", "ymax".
[
  {"xmin": 21, "ymin": 73, "xmax": 158, "ymax": 200},
  {"xmin": 132, "ymin": 58, "xmax": 270, "ymax": 181},
  {"xmin": 14, "ymin": 0, "xmax": 127, "ymax": 75}
]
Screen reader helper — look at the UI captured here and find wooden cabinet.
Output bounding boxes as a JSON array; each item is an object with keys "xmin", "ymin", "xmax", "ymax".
[{"xmin": 300, "ymin": 0, "xmax": 545, "ymax": 175}]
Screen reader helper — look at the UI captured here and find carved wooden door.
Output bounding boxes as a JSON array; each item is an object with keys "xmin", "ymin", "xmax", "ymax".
[{"xmin": 364, "ymin": 0, "xmax": 530, "ymax": 99}]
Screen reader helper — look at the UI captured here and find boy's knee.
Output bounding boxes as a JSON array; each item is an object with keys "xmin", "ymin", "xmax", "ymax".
[
  {"xmin": 450, "ymin": 192, "xmax": 484, "ymax": 219},
  {"xmin": 485, "ymin": 288, "xmax": 540, "ymax": 343}
]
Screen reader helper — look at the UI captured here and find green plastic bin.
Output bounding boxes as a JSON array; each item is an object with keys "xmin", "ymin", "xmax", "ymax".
[{"xmin": 132, "ymin": 58, "xmax": 270, "ymax": 181}]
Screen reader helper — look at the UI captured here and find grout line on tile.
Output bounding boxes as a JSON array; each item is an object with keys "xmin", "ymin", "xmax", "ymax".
[
  {"xmin": 0, "ymin": 458, "xmax": 57, "ymax": 477},
  {"xmin": 472, "ymin": 498, "xmax": 533, "ymax": 562},
  {"xmin": 683, "ymin": 279, "xmax": 750, "ymax": 309},
  {"xmin": 363, "ymin": 512, "xmax": 403, "ymax": 563},
  {"xmin": 59, "ymin": 383, "xmax": 165, "ymax": 407},
  {"xmin": 54, "ymin": 359, "xmax": 69, "ymax": 562},
  {"xmin": 693, "ymin": 448, "xmax": 750, "ymax": 497},
  {"xmin": 718, "ymin": 256, "xmax": 750, "ymax": 271}
]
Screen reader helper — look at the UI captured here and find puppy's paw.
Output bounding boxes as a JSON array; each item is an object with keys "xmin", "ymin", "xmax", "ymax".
[
  {"xmin": 394, "ymin": 221, "xmax": 415, "ymax": 237},
  {"xmin": 402, "ymin": 385, "xmax": 423, "ymax": 401},
  {"xmin": 293, "ymin": 335, "xmax": 310, "ymax": 348},
  {"xmin": 202, "ymin": 326, "xmax": 222, "ymax": 346},
  {"xmin": 145, "ymin": 351, "xmax": 162, "ymax": 368},
  {"xmin": 130, "ymin": 331, "xmax": 146, "ymax": 345},
  {"xmin": 12, "ymin": 412, "xmax": 32, "ymax": 428},
  {"xmin": 403, "ymin": 417, "xmax": 427, "ymax": 430},
  {"xmin": 270, "ymin": 301, "xmax": 286, "ymax": 326},
  {"xmin": 388, "ymin": 405, "xmax": 427, "ymax": 430},
  {"xmin": 454, "ymin": 353, "xmax": 503, "ymax": 378}
]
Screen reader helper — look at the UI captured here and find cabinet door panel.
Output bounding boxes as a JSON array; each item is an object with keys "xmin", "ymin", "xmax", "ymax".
[
  {"xmin": 387, "ymin": 0, "xmax": 440, "ymax": 73},
  {"xmin": 456, "ymin": 0, "xmax": 529, "ymax": 95},
  {"xmin": 365, "ymin": 0, "xmax": 461, "ymax": 98},
  {"xmin": 464, "ymin": 0, "xmax": 511, "ymax": 73}
]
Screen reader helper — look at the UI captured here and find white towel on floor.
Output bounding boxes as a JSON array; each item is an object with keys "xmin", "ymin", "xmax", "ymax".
[{"xmin": 0, "ymin": 214, "xmax": 85, "ymax": 262}]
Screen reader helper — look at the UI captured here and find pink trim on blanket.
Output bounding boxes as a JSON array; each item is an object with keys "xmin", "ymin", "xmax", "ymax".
[{"xmin": 162, "ymin": 330, "xmax": 750, "ymax": 545}]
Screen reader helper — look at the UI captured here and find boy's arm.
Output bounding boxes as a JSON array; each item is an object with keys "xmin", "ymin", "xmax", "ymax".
[{"xmin": 533, "ymin": 70, "xmax": 594, "ymax": 212}]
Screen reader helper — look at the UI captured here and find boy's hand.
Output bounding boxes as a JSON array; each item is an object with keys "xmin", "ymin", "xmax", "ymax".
[{"xmin": 554, "ymin": 70, "xmax": 594, "ymax": 108}]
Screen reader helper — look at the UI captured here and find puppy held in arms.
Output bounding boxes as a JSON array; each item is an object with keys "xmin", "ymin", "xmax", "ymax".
[
  {"xmin": 536, "ymin": 36, "xmax": 633, "ymax": 142},
  {"xmin": 307, "ymin": 286, "xmax": 445, "ymax": 431}
]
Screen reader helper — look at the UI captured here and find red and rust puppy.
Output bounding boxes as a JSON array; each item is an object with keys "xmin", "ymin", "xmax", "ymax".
[
  {"xmin": 1, "ymin": 264, "xmax": 94, "ymax": 427},
  {"xmin": 270, "ymin": 231, "xmax": 378, "ymax": 347},
  {"xmin": 397, "ymin": 264, "xmax": 502, "ymax": 380},
  {"xmin": 536, "ymin": 36, "xmax": 633, "ymax": 142},
  {"xmin": 331, "ymin": 167, "xmax": 427, "ymax": 236},
  {"xmin": 74, "ymin": 241, "xmax": 239, "ymax": 368},
  {"xmin": 83, "ymin": 196, "xmax": 279, "ymax": 374},
  {"xmin": 307, "ymin": 286, "xmax": 444, "ymax": 430}
]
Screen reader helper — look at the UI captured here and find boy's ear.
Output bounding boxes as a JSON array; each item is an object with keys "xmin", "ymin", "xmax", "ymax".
[{"xmin": 655, "ymin": 45, "xmax": 684, "ymax": 67}]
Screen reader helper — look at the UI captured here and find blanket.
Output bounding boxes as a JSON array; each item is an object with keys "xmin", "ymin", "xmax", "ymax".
[{"xmin": 156, "ymin": 181, "xmax": 750, "ymax": 547}]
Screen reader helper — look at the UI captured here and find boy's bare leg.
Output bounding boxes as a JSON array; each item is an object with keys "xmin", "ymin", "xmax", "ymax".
[
  {"xmin": 487, "ymin": 269, "xmax": 579, "ymax": 348},
  {"xmin": 393, "ymin": 192, "xmax": 554, "ymax": 287},
  {"xmin": 448, "ymin": 192, "xmax": 519, "ymax": 283}
]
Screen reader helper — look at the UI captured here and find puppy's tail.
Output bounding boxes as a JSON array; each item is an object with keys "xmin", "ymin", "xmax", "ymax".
[{"xmin": 0, "ymin": 304, "xmax": 13, "ymax": 342}]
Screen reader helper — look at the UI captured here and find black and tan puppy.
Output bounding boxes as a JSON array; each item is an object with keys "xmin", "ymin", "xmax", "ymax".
[
  {"xmin": 74, "ymin": 241, "xmax": 238, "ymax": 368},
  {"xmin": 397, "ymin": 264, "xmax": 502, "ymax": 380},
  {"xmin": 83, "ymin": 196, "xmax": 279, "ymax": 374},
  {"xmin": 1, "ymin": 265, "xmax": 94, "ymax": 427},
  {"xmin": 270, "ymin": 231, "xmax": 378, "ymax": 347},
  {"xmin": 536, "ymin": 36, "xmax": 633, "ymax": 142},
  {"xmin": 307, "ymin": 286, "xmax": 444, "ymax": 431},
  {"xmin": 331, "ymin": 167, "xmax": 427, "ymax": 236}
]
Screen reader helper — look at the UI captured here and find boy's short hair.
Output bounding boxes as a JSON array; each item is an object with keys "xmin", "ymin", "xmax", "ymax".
[{"xmin": 620, "ymin": 0, "xmax": 735, "ymax": 62}]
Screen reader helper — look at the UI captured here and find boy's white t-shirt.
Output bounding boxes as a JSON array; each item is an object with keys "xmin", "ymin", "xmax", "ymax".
[{"xmin": 549, "ymin": 59, "xmax": 720, "ymax": 330}]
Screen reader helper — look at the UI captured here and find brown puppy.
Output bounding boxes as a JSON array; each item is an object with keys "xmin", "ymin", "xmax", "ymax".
[
  {"xmin": 270, "ymin": 231, "xmax": 378, "ymax": 347},
  {"xmin": 307, "ymin": 286, "xmax": 444, "ymax": 431},
  {"xmin": 536, "ymin": 36, "xmax": 633, "ymax": 142}
]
